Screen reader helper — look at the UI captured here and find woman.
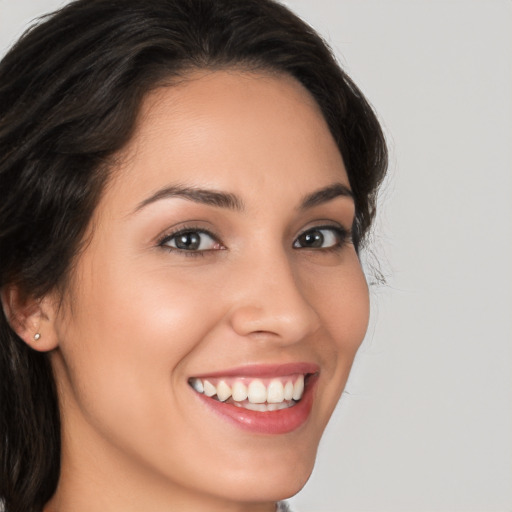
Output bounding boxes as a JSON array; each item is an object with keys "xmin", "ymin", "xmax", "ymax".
[{"xmin": 0, "ymin": 1, "xmax": 387, "ymax": 511}]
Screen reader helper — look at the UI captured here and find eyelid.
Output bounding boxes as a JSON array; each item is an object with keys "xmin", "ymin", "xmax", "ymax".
[
  {"xmin": 293, "ymin": 223, "xmax": 352, "ymax": 249},
  {"xmin": 157, "ymin": 224, "xmax": 224, "ymax": 254},
  {"xmin": 155, "ymin": 221, "xmax": 352, "ymax": 256}
]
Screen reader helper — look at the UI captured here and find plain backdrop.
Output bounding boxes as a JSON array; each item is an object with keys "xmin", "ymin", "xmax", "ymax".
[{"xmin": 1, "ymin": 1, "xmax": 511, "ymax": 511}]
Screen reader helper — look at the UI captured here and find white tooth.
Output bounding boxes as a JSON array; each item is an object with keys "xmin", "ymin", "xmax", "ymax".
[
  {"xmin": 232, "ymin": 381, "xmax": 248, "ymax": 402},
  {"xmin": 203, "ymin": 380, "xmax": 217, "ymax": 397},
  {"xmin": 190, "ymin": 378, "xmax": 204, "ymax": 393},
  {"xmin": 247, "ymin": 379, "xmax": 267, "ymax": 403},
  {"xmin": 245, "ymin": 402, "xmax": 268, "ymax": 412},
  {"xmin": 284, "ymin": 380, "xmax": 294, "ymax": 400},
  {"xmin": 269, "ymin": 402, "xmax": 292, "ymax": 411},
  {"xmin": 267, "ymin": 379, "xmax": 285, "ymax": 403},
  {"xmin": 292, "ymin": 375, "xmax": 305, "ymax": 400},
  {"xmin": 234, "ymin": 401, "xmax": 294, "ymax": 412},
  {"xmin": 216, "ymin": 380, "xmax": 232, "ymax": 402}
]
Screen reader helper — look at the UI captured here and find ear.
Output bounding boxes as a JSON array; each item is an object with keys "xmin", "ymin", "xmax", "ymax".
[{"xmin": 1, "ymin": 284, "xmax": 59, "ymax": 352}]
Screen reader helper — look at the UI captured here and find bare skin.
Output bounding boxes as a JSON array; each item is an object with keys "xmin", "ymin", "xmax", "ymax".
[{"xmin": 11, "ymin": 71, "xmax": 369, "ymax": 512}]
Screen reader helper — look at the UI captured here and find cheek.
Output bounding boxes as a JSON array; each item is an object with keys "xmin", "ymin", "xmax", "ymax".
[
  {"xmin": 332, "ymin": 269, "xmax": 369, "ymax": 382},
  {"xmin": 64, "ymin": 268, "xmax": 217, "ymax": 372},
  {"xmin": 306, "ymin": 254, "xmax": 369, "ymax": 357},
  {"xmin": 302, "ymin": 255, "xmax": 369, "ymax": 419},
  {"xmin": 53, "ymin": 253, "xmax": 224, "ymax": 425},
  {"xmin": 51, "ymin": 260, "xmax": 232, "ymax": 483},
  {"xmin": 331, "ymin": 269, "xmax": 370, "ymax": 355}
]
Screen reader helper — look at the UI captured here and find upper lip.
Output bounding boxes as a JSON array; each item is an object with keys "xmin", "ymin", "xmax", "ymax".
[{"xmin": 190, "ymin": 362, "xmax": 319, "ymax": 379}]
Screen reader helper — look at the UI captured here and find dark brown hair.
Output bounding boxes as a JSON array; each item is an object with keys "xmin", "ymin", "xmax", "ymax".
[{"xmin": 0, "ymin": 1, "xmax": 387, "ymax": 510}]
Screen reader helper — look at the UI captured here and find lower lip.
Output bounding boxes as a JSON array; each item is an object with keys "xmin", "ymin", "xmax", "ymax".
[{"xmin": 195, "ymin": 375, "xmax": 318, "ymax": 435}]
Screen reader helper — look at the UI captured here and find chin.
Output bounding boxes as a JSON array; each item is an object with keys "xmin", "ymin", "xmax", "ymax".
[
  {"xmin": 220, "ymin": 456, "xmax": 315, "ymax": 504},
  {"xmin": 214, "ymin": 433, "xmax": 319, "ymax": 503}
]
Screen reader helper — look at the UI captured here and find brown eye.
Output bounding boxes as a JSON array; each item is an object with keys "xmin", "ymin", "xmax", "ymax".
[
  {"xmin": 293, "ymin": 227, "xmax": 345, "ymax": 249},
  {"xmin": 161, "ymin": 230, "xmax": 219, "ymax": 251},
  {"xmin": 297, "ymin": 230, "xmax": 324, "ymax": 248},
  {"xmin": 174, "ymin": 232, "xmax": 202, "ymax": 250}
]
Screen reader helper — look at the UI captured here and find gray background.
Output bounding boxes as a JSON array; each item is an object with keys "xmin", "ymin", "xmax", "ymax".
[{"xmin": 1, "ymin": 1, "xmax": 511, "ymax": 511}]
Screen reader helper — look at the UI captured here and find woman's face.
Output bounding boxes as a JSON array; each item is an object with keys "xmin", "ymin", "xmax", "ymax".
[{"xmin": 48, "ymin": 71, "xmax": 369, "ymax": 509}]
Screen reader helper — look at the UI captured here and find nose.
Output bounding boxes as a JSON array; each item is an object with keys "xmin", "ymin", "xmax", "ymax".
[{"xmin": 227, "ymin": 250, "xmax": 321, "ymax": 344}]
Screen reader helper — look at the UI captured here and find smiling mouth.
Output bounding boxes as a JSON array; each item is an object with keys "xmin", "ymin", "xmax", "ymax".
[{"xmin": 188, "ymin": 374, "xmax": 311, "ymax": 412}]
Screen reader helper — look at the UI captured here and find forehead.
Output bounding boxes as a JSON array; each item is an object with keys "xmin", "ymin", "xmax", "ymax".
[{"xmin": 105, "ymin": 70, "xmax": 348, "ymax": 213}]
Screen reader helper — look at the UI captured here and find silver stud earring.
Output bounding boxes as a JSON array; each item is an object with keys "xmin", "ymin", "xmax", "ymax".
[{"xmin": 34, "ymin": 333, "xmax": 41, "ymax": 341}]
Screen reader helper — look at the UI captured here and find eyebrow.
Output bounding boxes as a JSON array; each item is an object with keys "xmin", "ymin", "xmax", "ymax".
[
  {"xmin": 133, "ymin": 182, "xmax": 353, "ymax": 214},
  {"xmin": 134, "ymin": 185, "xmax": 245, "ymax": 213},
  {"xmin": 299, "ymin": 183, "xmax": 354, "ymax": 210}
]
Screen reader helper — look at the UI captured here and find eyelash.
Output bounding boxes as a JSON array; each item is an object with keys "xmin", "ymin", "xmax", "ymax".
[
  {"xmin": 157, "ymin": 224, "xmax": 221, "ymax": 257},
  {"xmin": 157, "ymin": 224, "xmax": 352, "ymax": 257},
  {"xmin": 293, "ymin": 225, "xmax": 352, "ymax": 253}
]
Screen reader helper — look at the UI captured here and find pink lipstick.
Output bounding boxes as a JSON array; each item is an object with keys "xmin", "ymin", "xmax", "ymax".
[{"xmin": 188, "ymin": 363, "xmax": 319, "ymax": 434}]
